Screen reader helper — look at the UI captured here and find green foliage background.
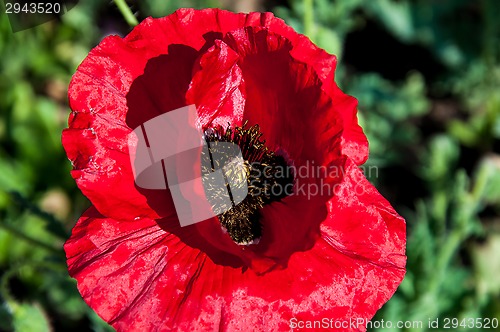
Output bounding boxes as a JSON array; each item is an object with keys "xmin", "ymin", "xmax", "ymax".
[{"xmin": 0, "ymin": 0, "xmax": 499, "ymax": 331}]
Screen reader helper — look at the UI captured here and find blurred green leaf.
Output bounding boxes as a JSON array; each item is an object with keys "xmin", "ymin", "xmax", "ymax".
[
  {"xmin": 419, "ymin": 135, "xmax": 459, "ymax": 186},
  {"xmin": 448, "ymin": 120, "xmax": 480, "ymax": 146},
  {"xmin": 346, "ymin": 72, "xmax": 429, "ymax": 168},
  {"xmin": 473, "ymin": 155, "xmax": 500, "ymax": 205},
  {"xmin": 139, "ymin": 0, "xmax": 220, "ymax": 17},
  {"xmin": 12, "ymin": 303, "xmax": 51, "ymax": 332},
  {"xmin": 315, "ymin": 25, "xmax": 342, "ymax": 57},
  {"xmin": 365, "ymin": 0, "xmax": 414, "ymax": 42}
]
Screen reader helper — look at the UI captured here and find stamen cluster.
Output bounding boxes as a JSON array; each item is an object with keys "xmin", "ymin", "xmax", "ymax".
[{"xmin": 202, "ymin": 124, "xmax": 294, "ymax": 245}]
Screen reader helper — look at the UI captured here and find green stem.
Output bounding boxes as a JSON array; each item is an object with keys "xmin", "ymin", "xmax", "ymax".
[
  {"xmin": 471, "ymin": 161, "xmax": 490, "ymax": 203},
  {"xmin": 113, "ymin": 0, "xmax": 138, "ymax": 27},
  {"xmin": 419, "ymin": 170, "xmax": 484, "ymax": 308},
  {"xmin": 409, "ymin": 228, "xmax": 464, "ymax": 321},
  {"xmin": 427, "ymin": 230, "xmax": 463, "ymax": 294},
  {"xmin": 303, "ymin": 0, "xmax": 315, "ymax": 39}
]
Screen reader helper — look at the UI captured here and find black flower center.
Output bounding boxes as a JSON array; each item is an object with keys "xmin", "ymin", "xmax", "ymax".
[{"xmin": 201, "ymin": 123, "xmax": 294, "ymax": 245}]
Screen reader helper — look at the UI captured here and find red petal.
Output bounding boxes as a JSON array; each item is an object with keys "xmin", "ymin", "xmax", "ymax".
[
  {"xmin": 62, "ymin": 10, "xmax": 240, "ymax": 220},
  {"xmin": 222, "ymin": 27, "xmax": 344, "ymax": 167},
  {"xmin": 182, "ymin": 27, "xmax": 350, "ymax": 271},
  {"xmin": 67, "ymin": 168, "xmax": 405, "ymax": 331},
  {"xmin": 254, "ymin": 13, "xmax": 369, "ymax": 165},
  {"xmin": 63, "ymin": 8, "xmax": 364, "ymax": 221},
  {"xmin": 329, "ymin": 85, "xmax": 369, "ymax": 165},
  {"xmin": 323, "ymin": 160, "xmax": 406, "ymax": 267},
  {"xmin": 186, "ymin": 40, "xmax": 246, "ymax": 128},
  {"xmin": 177, "ymin": 8, "xmax": 369, "ymax": 163},
  {"xmin": 63, "ymin": 30, "xmax": 180, "ymax": 220}
]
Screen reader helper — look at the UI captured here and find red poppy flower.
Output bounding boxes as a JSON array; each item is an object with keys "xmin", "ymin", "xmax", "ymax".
[{"xmin": 62, "ymin": 8, "xmax": 406, "ymax": 332}]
